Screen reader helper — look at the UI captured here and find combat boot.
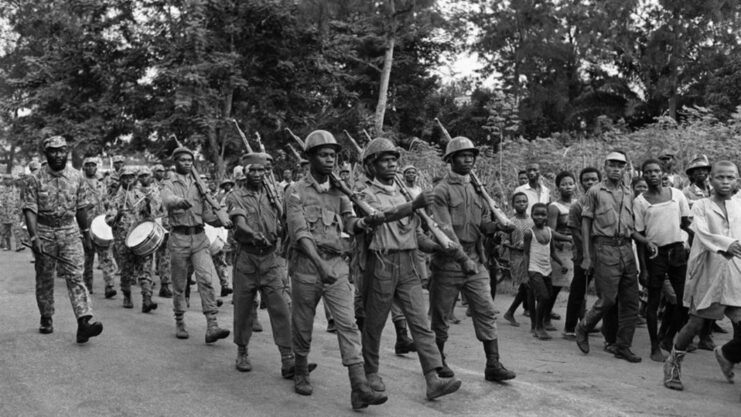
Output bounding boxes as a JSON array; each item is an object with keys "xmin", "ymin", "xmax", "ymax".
[
  {"xmin": 235, "ymin": 345, "xmax": 251, "ymax": 372},
  {"xmin": 280, "ymin": 346, "xmax": 318, "ymax": 379},
  {"xmin": 424, "ymin": 370, "xmax": 462, "ymax": 400},
  {"xmin": 158, "ymin": 284, "xmax": 172, "ymax": 298},
  {"xmin": 483, "ymin": 340, "xmax": 516, "ymax": 382},
  {"xmin": 294, "ymin": 354, "xmax": 313, "ymax": 396},
  {"xmin": 104, "ymin": 286, "xmax": 117, "ymax": 299},
  {"xmin": 205, "ymin": 316, "xmax": 230, "ymax": 344},
  {"xmin": 349, "ymin": 363, "xmax": 388, "ymax": 410},
  {"xmin": 366, "ymin": 373, "xmax": 385, "ymax": 392},
  {"xmin": 142, "ymin": 294, "xmax": 158, "ymax": 313},
  {"xmin": 39, "ymin": 316, "xmax": 53, "ymax": 334},
  {"xmin": 122, "ymin": 290, "xmax": 133, "ymax": 309},
  {"xmin": 435, "ymin": 340, "xmax": 455, "ymax": 378},
  {"xmin": 76, "ymin": 316, "xmax": 103, "ymax": 344},
  {"xmin": 663, "ymin": 347, "xmax": 686, "ymax": 390},
  {"xmin": 394, "ymin": 319, "xmax": 416, "ymax": 355},
  {"xmin": 175, "ymin": 315, "xmax": 189, "ymax": 339}
]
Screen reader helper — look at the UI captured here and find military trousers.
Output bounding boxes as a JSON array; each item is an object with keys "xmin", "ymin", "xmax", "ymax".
[
  {"xmin": 429, "ymin": 263, "xmax": 498, "ymax": 344},
  {"xmin": 84, "ymin": 242, "xmax": 116, "ymax": 292},
  {"xmin": 362, "ymin": 250, "xmax": 442, "ymax": 374},
  {"xmin": 35, "ymin": 225, "xmax": 93, "ymax": 319},
  {"xmin": 291, "ymin": 251, "xmax": 362, "ymax": 366},
  {"xmin": 169, "ymin": 230, "xmax": 218, "ymax": 316},
  {"xmin": 233, "ymin": 249, "xmax": 291, "ymax": 348},
  {"xmin": 114, "ymin": 239, "xmax": 154, "ymax": 297},
  {"xmin": 155, "ymin": 233, "xmax": 171, "ymax": 285},
  {"xmin": 581, "ymin": 242, "xmax": 639, "ymax": 349}
]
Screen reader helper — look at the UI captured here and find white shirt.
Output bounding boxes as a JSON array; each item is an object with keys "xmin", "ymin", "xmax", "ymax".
[
  {"xmin": 514, "ymin": 182, "xmax": 550, "ymax": 215},
  {"xmin": 633, "ymin": 187, "xmax": 690, "ymax": 247}
]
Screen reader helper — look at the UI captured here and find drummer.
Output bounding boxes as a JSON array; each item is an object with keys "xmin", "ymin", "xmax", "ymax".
[
  {"xmin": 139, "ymin": 166, "xmax": 171, "ymax": 297},
  {"xmin": 82, "ymin": 157, "xmax": 118, "ymax": 298},
  {"xmin": 153, "ymin": 163, "xmax": 173, "ymax": 298},
  {"xmin": 105, "ymin": 166, "xmax": 159, "ymax": 313}
]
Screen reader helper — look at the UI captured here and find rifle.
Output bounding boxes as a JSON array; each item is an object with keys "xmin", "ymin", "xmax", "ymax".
[
  {"xmin": 328, "ymin": 172, "xmax": 378, "ymax": 216},
  {"xmin": 231, "ymin": 121, "xmax": 283, "ymax": 218},
  {"xmin": 169, "ymin": 134, "xmax": 232, "ymax": 228},
  {"xmin": 287, "ymin": 144, "xmax": 303, "ymax": 162},
  {"xmin": 343, "ymin": 130, "xmax": 364, "ymax": 156},
  {"xmin": 393, "ymin": 175, "xmax": 457, "ymax": 250},
  {"xmin": 285, "ymin": 128, "xmax": 305, "ymax": 149},
  {"xmin": 433, "ymin": 118, "xmax": 513, "ymax": 229},
  {"xmin": 362, "ymin": 129, "xmax": 373, "ymax": 142}
]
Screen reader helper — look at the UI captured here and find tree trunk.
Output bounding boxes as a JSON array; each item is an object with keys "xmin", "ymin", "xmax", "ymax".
[{"xmin": 374, "ymin": 0, "xmax": 396, "ymax": 136}]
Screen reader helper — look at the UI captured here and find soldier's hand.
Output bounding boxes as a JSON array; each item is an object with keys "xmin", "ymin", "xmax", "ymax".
[
  {"xmin": 412, "ymin": 191, "xmax": 435, "ymax": 210},
  {"xmin": 581, "ymin": 257, "xmax": 593, "ymax": 274},
  {"xmin": 82, "ymin": 234, "xmax": 93, "ymax": 252},
  {"xmin": 221, "ymin": 218, "xmax": 233, "ymax": 229},
  {"xmin": 441, "ymin": 241, "xmax": 462, "ymax": 255},
  {"xmin": 30, "ymin": 238, "xmax": 43, "ymax": 256},
  {"xmin": 462, "ymin": 259, "xmax": 478, "ymax": 275},
  {"xmin": 254, "ymin": 233, "xmax": 270, "ymax": 247},
  {"xmin": 177, "ymin": 199, "xmax": 192, "ymax": 210},
  {"xmin": 316, "ymin": 260, "xmax": 337, "ymax": 285},
  {"xmin": 363, "ymin": 213, "xmax": 385, "ymax": 227}
]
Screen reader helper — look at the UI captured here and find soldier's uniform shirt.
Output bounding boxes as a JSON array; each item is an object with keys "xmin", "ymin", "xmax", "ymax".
[
  {"xmin": 428, "ymin": 169, "xmax": 499, "ymax": 344},
  {"xmin": 21, "ymin": 165, "xmax": 94, "ymax": 319},
  {"xmin": 285, "ymin": 174, "xmax": 363, "ymax": 365},
  {"xmin": 161, "ymin": 172, "xmax": 218, "ymax": 317},
  {"xmin": 357, "ymin": 180, "xmax": 442, "ymax": 375},
  {"xmin": 82, "ymin": 175, "xmax": 116, "ymax": 291},
  {"xmin": 579, "ymin": 180, "xmax": 639, "ymax": 349},
  {"xmin": 0, "ymin": 183, "xmax": 19, "ymax": 249},
  {"xmin": 226, "ymin": 185, "xmax": 291, "ymax": 349}
]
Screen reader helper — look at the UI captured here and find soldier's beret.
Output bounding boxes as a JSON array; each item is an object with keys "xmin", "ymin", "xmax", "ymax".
[
  {"xmin": 82, "ymin": 157, "xmax": 99, "ymax": 166},
  {"xmin": 241, "ymin": 153, "xmax": 269, "ymax": 167},
  {"xmin": 153, "ymin": 164, "xmax": 165, "ymax": 172},
  {"xmin": 138, "ymin": 166, "xmax": 153, "ymax": 176},
  {"xmin": 172, "ymin": 147, "xmax": 194, "ymax": 159},
  {"xmin": 43, "ymin": 136, "xmax": 67, "ymax": 149}
]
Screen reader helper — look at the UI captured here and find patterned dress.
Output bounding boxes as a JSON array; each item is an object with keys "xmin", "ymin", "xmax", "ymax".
[
  {"xmin": 508, "ymin": 215, "xmax": 534, "ymax": 286},
  {"xmin": 550, "ymin": 200, "xmax": 574, "ymax": 287}
]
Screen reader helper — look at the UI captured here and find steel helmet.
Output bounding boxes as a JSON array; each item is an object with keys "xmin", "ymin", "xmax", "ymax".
[
  {"xmin": 304, "ymin": 130, "xmax": 340, "ymax": 154},
  {"xmin": 443, "ymin": 136, "xmax": 479, "ymax": 161},
  {"xmin": 362, "ymin": 137, "xmax": 399, "ymax": 163}
]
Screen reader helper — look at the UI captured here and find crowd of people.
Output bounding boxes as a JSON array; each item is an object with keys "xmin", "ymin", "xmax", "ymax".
[{"xmin": 2, "ymin": 131, "xmax": 740, "ymax": 409}]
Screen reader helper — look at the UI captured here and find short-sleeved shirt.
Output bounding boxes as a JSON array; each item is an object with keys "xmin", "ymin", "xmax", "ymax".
[
  {"xmin": 160, "ymin": 172, "xmax": 215, "ymax": 227},
  {"xmin": 285, "ymin": 174, "xmax": 356, "ymax": 254},
  {"xmin": 22, "ymin": 165, "xmax": 90, "ymax": 222},
  {"xmin": 514, "ymin": 182, "xmax": 550, "ymax": 215},
  {"xmin": 633, "ymin": 187, "xmax": 690, "ymax": 247},
  {"xmin": 225, "ymin": 185, "xmax": 280, "ymax": 245},
  {"xmin": 581, "ymin": 180, "xmax": 634, "ymax": 238}
]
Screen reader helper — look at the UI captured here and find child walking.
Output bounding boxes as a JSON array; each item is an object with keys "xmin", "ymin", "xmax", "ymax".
[
  {"xmin": 502, "ymin": 192, "xmax": 534, "ymax": 327},
  {"xmin": 524, "ymin": 203, "xmax": 568, "ymax": 340}
]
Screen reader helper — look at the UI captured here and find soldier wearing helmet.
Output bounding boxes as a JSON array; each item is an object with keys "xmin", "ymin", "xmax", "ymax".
[
  {"xmin": 355, "ymin": 137, "xmax": 463, "ymax": 401},
  {"xmin": 284, "ymin": 130, "xmax": 388, "ymax": 408},
  {"xmin": 428, "ymin": 136, "xmax": 517, "ymax": 383}
]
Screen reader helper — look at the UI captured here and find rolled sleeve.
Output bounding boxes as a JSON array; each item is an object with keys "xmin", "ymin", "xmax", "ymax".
[
  {"xmin": 21, "ymin": 176, "xmax": 39, "ymax": 214},
  {"xmin": 160, "ymin": 181, "xmax": 182, "ymax": 210},
  {"xmin": 286, "ymin": 188, "xmax": 313, "ymax": 244}
]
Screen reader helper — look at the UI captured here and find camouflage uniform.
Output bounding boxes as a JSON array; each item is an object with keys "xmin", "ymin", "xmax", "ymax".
[
  {"xmin": 21, "ymin": 162, "xmax": 94, "ymax": 320},
  {"xmin": 106, "ymin": 172, "xmax": 159, "ymax": 301},
  {"xmin": 0, "ymin": 178, "xmax": 18, "ymax": 250},
  {"xmin": 83, "ymin": 168, "xmax": 116, "ymax": 293}
]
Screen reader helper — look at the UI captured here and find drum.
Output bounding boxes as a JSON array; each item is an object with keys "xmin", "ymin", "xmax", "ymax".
[
  {"xmin": 205, "ymin": 224, "xmax": 228, "ymax": 255},
  {"xmin": 125, "ymin": 221, "xmax": 166, "ymax": 256},
  {"xmin": 90, "ymin": 215, "xmax": 113, "ymax": 247}
]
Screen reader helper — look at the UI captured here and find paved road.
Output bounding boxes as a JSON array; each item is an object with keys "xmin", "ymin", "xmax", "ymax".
[{"xmin": 1, "ymin": 249, "xmax": 738, "ymax": 417}]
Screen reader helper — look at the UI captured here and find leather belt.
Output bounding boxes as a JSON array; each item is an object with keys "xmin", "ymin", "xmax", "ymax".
[
  {"xmin": 593, "ymin": 236, "xmax": 631, "ymax": 247},
  {"xmin": 172, "ymin": 225, "xmax": 204, "ymax": 235},
  {"xmin": 37, "ymin": 215, "xmax": 75, "ymax": 228}
]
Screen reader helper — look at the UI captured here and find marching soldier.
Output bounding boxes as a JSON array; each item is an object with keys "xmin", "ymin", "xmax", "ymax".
[
  {"xmin": 226, "ymin": 152, "xmax": 307, "ymax": 378},
  {"xmin": 161, "ymin": 146, "xmax": 231, "ymax": 343},
  {"xmin": 285, "ymin": 130, "xmax": 387, "ymax": 409},
  {"xmin": 428, "ymin": 136, "xmax": 516, "ymax": 382},
  {"xmin": 81, "ymin": 157, "xmax": 117, "ymax": 298},
  {"xmin": 357, "ymin": 137, "xmax": 462, "ymax": 400},
  {"xmin": 153, "ymin": 164, "xmax": 173, "ymax": 298},
  {"xmin": 0, "ymin": 174, "xmax": 18, "ymax": 250},
  {"xmin": 105, "ymin": 166, "xmax": 158, "ymax": 312},
  {"xmin": 22, "ymin": 135, "xmax": 103, "ymax": 343}
]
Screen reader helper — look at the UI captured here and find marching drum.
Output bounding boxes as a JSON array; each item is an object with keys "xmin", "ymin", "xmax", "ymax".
[
  {"xmin": 205, "ymin": 224, "xmax": 228, "ymax": 255},
  {"xmin": 125, "ymin": 221, "xmax": 166, "ymax": 256},
  {"xmin": 90, "ymin": 215, "xmax": 113, "ymax": 247}
]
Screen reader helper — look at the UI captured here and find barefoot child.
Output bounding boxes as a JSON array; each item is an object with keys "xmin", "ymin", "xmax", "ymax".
[
  {"xmin": 664, "ymin": 161, "xmax": 741, "ymax": 394},
  {"xmin": 524, "ymin": 203, "xmax": 568, "ymax": 340},
  {"xmin": 502, "ymin": 192, "xmax": 533, "ymax": 327}
]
